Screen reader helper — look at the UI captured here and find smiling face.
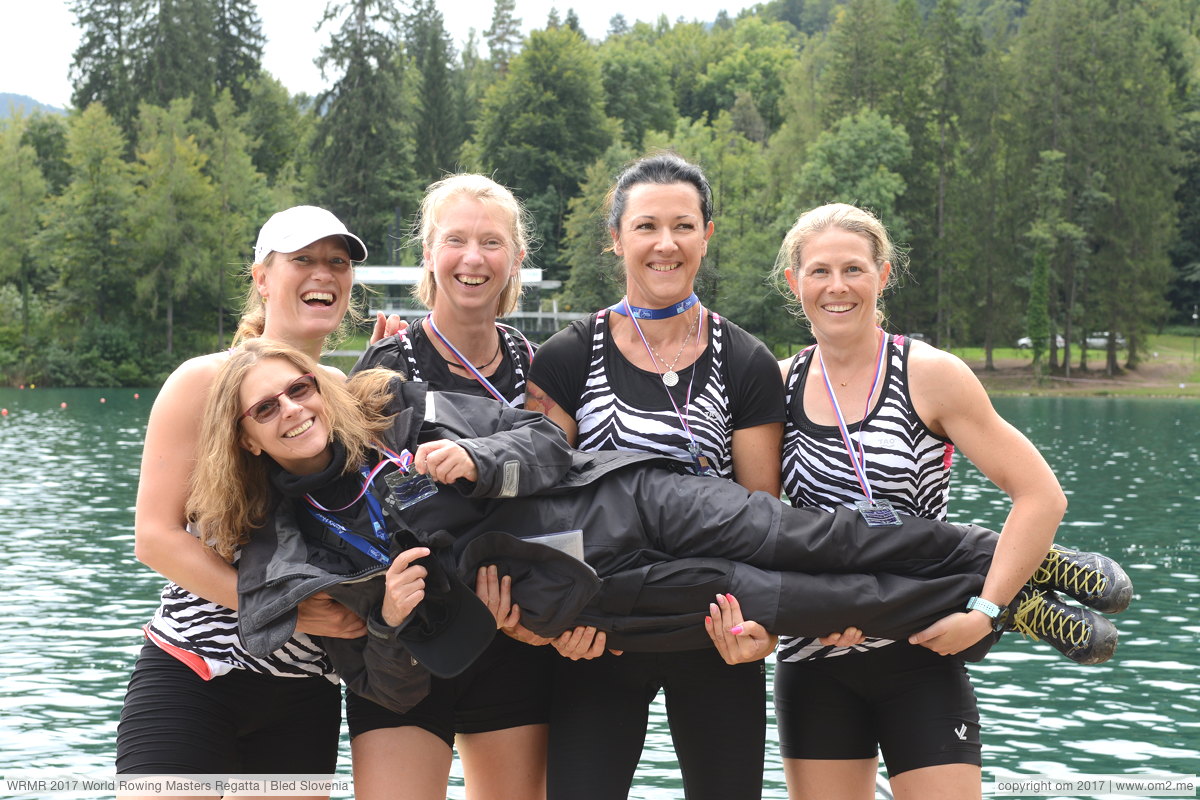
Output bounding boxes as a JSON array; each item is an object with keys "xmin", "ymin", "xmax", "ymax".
[
  {"xmin": 238, "ymin": 358, "xmax": 333, "ymax": 475},
  {"xmin": 424, "ymin": 196, "xmax": 522, "ymax": 318},
  {"xmin": 254, "ymin": 235, "xmax": 354, "ymax": 345},
  {"xmin": 786, "ymin": 227, "xmax": 890, "ymax": 340},
  {"xmin": 611, "ymin": 182, "xmax": 714, "ymax": 309}
]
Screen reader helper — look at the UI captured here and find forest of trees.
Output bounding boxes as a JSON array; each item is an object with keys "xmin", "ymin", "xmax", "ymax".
[{"xmin": 1, "ymin": 0, "xmax": 1198, "ymax": 386}]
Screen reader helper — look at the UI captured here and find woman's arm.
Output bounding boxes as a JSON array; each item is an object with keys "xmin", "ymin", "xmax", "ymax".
[
  {"xmin": 524, "ymin": 380, "xmax": 579, "ymax": 445},
  {"xmin": 731, "ymin": 423, "xmax": 784, "ymax": 496},
  {"xmin": 907, "ymin": 344, "xmax": 1067, "ymax": 654},
  {"xmin": 134, "ymin": 355, "xmax": 363, "ymax": 638},
  {"xmin": 134, "ymin": 356, "xmax": 243, "ymax": 607}
]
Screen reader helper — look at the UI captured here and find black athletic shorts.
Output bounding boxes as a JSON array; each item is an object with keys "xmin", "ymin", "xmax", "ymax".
[
  {"xmin": 116, "ymin": 642, "xmax": 341, "ymax": 774},
  {"xmin": 774, "ymin": 642, "xmax": 981, "ymax": 776},
  {"xmin": 347, "ymin": 634, "xmax": 552, "ymax": 747}
]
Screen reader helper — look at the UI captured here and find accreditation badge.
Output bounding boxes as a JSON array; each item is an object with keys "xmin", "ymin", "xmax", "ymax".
[
  {"xmin": 384, "ymin": 469, "xmax": 438, "ymax": 509},
  {"xmin": 855, "ymin": 498, "xmax": 903, "ymax": 527}
]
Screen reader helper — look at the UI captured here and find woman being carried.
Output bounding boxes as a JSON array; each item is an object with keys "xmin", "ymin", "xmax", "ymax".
[{"xmin": 190, "ymin": 340, "xmax": 1127, "ymax": 729}]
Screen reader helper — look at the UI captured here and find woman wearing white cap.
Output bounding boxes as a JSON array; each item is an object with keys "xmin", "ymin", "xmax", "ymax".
[{"xmin": 115, "ymin": 206, "xmax": 370, "ymax": 797}]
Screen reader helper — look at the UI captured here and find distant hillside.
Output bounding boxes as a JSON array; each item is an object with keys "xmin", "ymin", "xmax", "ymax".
[{"xmin": 1, "ymin": 93, "xmax": 67, "ymax": 117}]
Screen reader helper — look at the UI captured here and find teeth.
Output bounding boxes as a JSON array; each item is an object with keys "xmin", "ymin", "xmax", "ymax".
[
  {"xmin": 457, "ymin": 276, "xmax": 487, "ymax": 285},
  {"xmin": 302, "ymin": 292, "xmax": 334, "ymax": 304},
  {"xmin": 824, "ymin": 304, "xmax": 854, "ymax": 312},
  {"xmin": 648, "ymin": 263, "xmax": 680, "ymax": 272},
  {"xmin": 284, "ymin": 419, "xmax": 314, "ymax": 438}
]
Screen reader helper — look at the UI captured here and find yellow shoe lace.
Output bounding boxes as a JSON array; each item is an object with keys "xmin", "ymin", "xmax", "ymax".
[
  {"xmin": 1033, "ymin": 546, "xmax": 1107, "ymax": 599},
  {"xmin": 1009, "ymin": 590, "xmax": 1091, "ymax": 647}
]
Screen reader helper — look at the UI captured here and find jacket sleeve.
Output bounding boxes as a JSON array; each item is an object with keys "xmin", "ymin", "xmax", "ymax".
[
  {"xmin": 319, "ymin": 618, "xmax": 433, "ymax": 715},
  {"xmin": 421, "ymin": 390, "xmax": 576, "ymax": 498}
]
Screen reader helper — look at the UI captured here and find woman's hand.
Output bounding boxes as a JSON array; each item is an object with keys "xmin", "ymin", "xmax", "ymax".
[
  {"xmin": 818, "ymin": 626, "xmax": 866, "ymax": 647},
  {"xmin": 551, "ymin": 626, "xmax": 621, "ymax": 661},
  {"xmin": 705, "ymin": 593, "xmax": 778, "ymax": 665},
  {"xmin": 414, "ymin": 440, "xmax": 477, "ymax": 484},
  {"xmin": 380, "ymin": 547, "xmax": 431, "ymax": 627},
  {"xmin": 296, "ymin": 592, "xmax": 367, "ymax": 638},
  {"xmin": 369, "ymin": 313, "xmax": 407, "ymax": 344},
  {"xmin": 908, "ymin": 611, "xmax": 993, "ymax": 656}
]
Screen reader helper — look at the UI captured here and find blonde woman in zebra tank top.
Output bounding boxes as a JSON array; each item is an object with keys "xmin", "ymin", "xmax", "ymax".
[
  {"xmin": 719, "ymin": 203, "xmax": 1069, "ymax": 800},
  {"xmin": 117, "ymin": 207, "xmax": 374, "ymax": 797}
]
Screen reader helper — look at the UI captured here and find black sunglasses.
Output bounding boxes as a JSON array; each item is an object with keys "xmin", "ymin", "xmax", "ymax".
[{"xmin": 241, "ymin": 373, "xmax": 319, "ymax": 424}]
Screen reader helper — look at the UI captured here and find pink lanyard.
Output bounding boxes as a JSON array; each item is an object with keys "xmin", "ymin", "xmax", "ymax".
[
  {"xmin": 816, "ymin": 329, "xmax": 889, "ymax": 502},
  {"xmin": 426, "ymin": 316, "xmax": 520, "ymax": 407}
]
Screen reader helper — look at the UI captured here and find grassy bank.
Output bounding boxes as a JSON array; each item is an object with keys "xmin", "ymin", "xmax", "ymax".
[{"xmin": 948, "ymin": 334, "xmax": 1200, "ymax": 398}]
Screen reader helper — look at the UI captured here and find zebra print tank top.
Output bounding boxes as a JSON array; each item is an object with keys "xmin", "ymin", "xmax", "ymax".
[
  {"xmin": 382, "ymin": 317, "xmax": 534, "ymax": 405},
  {"xmin": 145, "ymin": 561, "xmax": 333, "ymax": 680},
  {"xmin": 574, "ymin": 309, "xmax": 735, "ymax": 476},
  {"xmin": 777, "ymin": 334, "xmax": 955, "ymax": 662}
]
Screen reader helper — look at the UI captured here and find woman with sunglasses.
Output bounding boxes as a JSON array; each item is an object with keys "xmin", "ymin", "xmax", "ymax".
[
  {"xmin": 116, "ymin": 206, "xmax": 371, "ymax": 797},
  {"xmin": 348, "ymin": 175, "xmax": 549, "ymax": 800}
]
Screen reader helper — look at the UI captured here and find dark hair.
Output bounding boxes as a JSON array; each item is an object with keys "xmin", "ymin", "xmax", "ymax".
[{"xmin": 605, "ymin": 153, "xmax": 714, "ymax": 231}]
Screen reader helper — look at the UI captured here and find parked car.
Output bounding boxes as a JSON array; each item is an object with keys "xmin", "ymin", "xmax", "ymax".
[
  {"xmin": 1086, "ymin": 332, "xmax": 1127, "ymax": 349},
  {"xmin": 1017, "ymin": 334, "xmax": 1066, "ymax": 349}
]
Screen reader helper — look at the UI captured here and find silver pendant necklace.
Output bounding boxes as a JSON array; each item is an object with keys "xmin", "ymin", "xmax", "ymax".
[{"xmin": 654, "ymin": 309, "xmax": 700, "ymax": 386}]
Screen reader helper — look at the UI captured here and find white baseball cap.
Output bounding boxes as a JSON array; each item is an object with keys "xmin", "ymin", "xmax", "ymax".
[{"xmin": 253, "ymin": 206, "xmax": 368, "ymax": 264}]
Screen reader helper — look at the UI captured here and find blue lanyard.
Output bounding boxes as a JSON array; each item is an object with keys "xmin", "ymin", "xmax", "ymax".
[
  {"xmin": 608, "ymin": 292, "xmax": 699, "ymax": 320},
  {"xmin": 304, "ymin": 461, "xmax": 404, "ymax": 564},
  {"xmin": 817, "ymin": 329, "xmax": 889, "ymax": 503}
]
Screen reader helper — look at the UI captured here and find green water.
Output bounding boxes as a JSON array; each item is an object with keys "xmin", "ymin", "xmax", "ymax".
[{"xmin": 0, "ymin": 390, "xmax": 1196, "ymax": 798}]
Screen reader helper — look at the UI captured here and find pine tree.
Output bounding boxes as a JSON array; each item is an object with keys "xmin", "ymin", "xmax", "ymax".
[
  {"xmin": 467, "ymin": 27, "xmax": 616, "ymax": 278},
  {"xmin": 485, "ymin": 0, "xmax": 523, "ymax": 74},
  {"xmin": 0, "ymin": 116, "xmax": 49, "ymax": 339},
  {"xmin": 38, "ymin": 104, "xmax": 136, "ymax": 327},
  {"xmin": 69, "ymin": 0, "xmax": 145, "ymax": 138},
  {"xmin": 407, "ymin": 0, "xmax": 466, "ymax": 185},
  {"xmin": 312, "ymin": 0, "xmax": 413, "ymax": 260},
  {"xmin": 212, "ymin": 0, "xmax": 265, "ymax": 110},
  {"xmin": 128, "ymin": 99, "xmax": 221, "ymax": 356},
  {"xmin": 133, "ymin": 0, "xmax": 218, "ymax": 120}
]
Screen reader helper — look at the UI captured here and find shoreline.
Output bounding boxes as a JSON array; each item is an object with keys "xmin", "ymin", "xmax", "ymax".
[{"xmin": 964, "ymin": 353, "xmax": 1199, "ymax": 398}]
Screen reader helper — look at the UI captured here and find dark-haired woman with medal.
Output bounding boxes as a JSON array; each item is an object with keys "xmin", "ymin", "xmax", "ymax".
[
  {"xmin": 526, "ymin": 153, "xmax": 785, "ymax": 800},
  {"xmin": 350, "ymin": 174, "xmax": 549, "ymax": 800}
]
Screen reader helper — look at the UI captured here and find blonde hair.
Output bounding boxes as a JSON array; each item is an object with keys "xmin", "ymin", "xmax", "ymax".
[
  {"xmin": 187, "ymin": 339, "xmax": 397, "ymax": 560},
  {"xmin": 412, "ymin": 174, "xmax": 533, "ymax": 317},
  {"xmin": 771, "ymin": 203, "xmax": 907, "ymax": 326}
]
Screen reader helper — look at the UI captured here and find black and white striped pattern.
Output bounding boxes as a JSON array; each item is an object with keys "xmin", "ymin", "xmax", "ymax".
[
  {"xmin": 777, "ymin": 334, "xmax": 954, "ymax": 662},
  {"xmin": 575, "ymin": 310, "xmax": 734, "ymax": 476},
  {"xmin": 146, "ymin": 581, "xmax": 332, "ymax": 679},
  {"xmin": 392, "ymin": 318, "xmax": 533, "ymax": 405}
]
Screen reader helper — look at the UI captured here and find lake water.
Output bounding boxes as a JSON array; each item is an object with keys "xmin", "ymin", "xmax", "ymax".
[{"xmin": 0, "ymin": 390, "xmax": 1196, "ymax": 799}]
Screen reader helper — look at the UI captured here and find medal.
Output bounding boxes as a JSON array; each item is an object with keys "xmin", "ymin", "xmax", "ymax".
[
  {"xmin": 662, "ymin": 370, "xmax": 679, "ymax": 387},
  {"xmin": 855, "ymin": 498, "xmax": 903, "ymax": 527}
]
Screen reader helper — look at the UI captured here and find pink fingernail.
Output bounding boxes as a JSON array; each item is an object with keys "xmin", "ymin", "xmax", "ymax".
[
  {"xmin": 730, "ymin": 625, "xmax": 744, "ymax": 635},
  {"xmin": 705, "ymin": 616, "xmax": 712, "ymax": 625},
  {"xmin": 725, "ymin": 593, "xmax": 735, "ymax": 602}
]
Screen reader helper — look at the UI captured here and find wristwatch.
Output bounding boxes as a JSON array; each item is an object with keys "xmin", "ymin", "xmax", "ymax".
[{"xmin": 966, "ymin": 596, "xmax": 1008, "ymax": 632}]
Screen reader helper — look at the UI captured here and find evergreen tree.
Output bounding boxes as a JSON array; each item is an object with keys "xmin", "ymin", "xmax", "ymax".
[
  {"xmin": 407, "ymin": 0, "xmax": 466, "ymax": 185},
  {"xmin": 212, "ymin": 0, "xmax": 265, "ymax": 110},
  {"xmin": 69, "ymin": 0, "xmax": 145, "ymax": 138},
  {"xmin": 467, "ymin": 27, "xmax": 616, "ymax": 278},
  {"xmin": 485, "ymin": 0, "xmax": 523, "ymax": 73},
  {"xmin": 608, "ymin": 14, "xmax": 630, "ymax": 38},
  {"xmin": 0, "ymin": 116, "xmax": 49, "ymax": 340},
  {"xmin": 202, "ymin": 92, "xmax": 272, "ymax": 347},
  {"xmin": 38, "ymin": 104, "xmax": 136, "ymax": 328},
  {"xmin": 598, "ymin": 38, "xmax": 677, "ymax": 149},
  {"xmin": 560, "ymin": 143, "xmax": 637, "ymax": 313},
  {"xmin": 312, "ymin": 0, "xmax": 412, "ymax": 260},
  {"xmin": 128, "ymin": 99, "xmax": 221, "ymax": 356},
  {"xmin": 564, "ymin": 9, "xmax": 583, "ymax": 35},
  {"xmin": 133, "ymin": 0, "xmax": 218, "ymax": 120},
  {"xmin": 20, "ymin": 114, "xmax": 71, "ymax": 195},
  {"xmin": 242, "ymin": 73, "xmax": 310, "ymax": 186}
]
